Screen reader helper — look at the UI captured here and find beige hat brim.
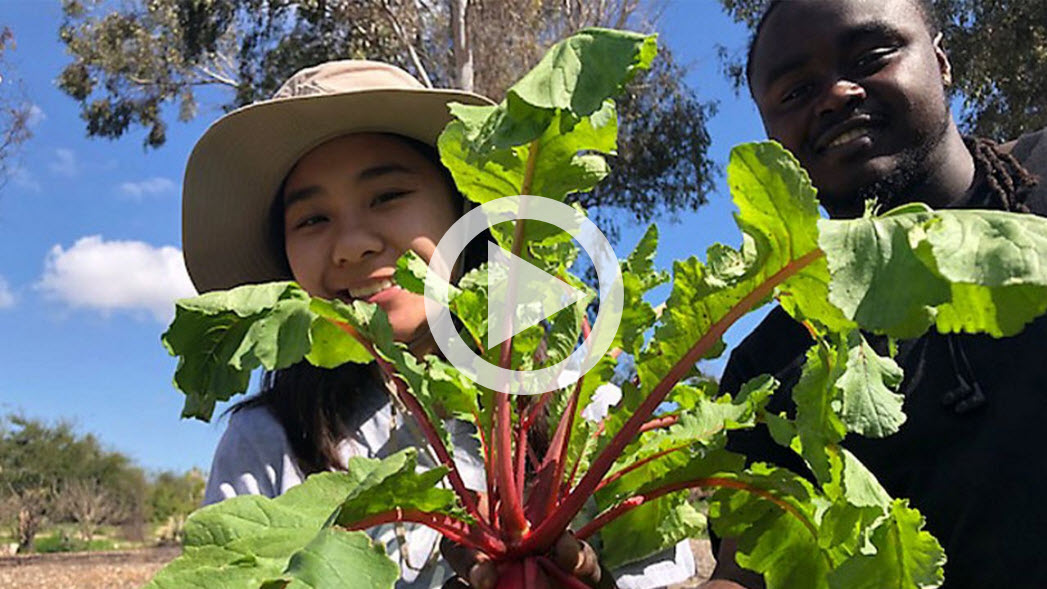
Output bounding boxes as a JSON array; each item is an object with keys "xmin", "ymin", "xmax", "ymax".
[{"xmin": 182, "ymin": 87, "xmax": 491, "ymax": 294}]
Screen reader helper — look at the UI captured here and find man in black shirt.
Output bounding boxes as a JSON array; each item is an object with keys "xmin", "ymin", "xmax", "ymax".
[{"xmin": 701, "ymin": 1, "xmax": 1046, "ymax": 588}]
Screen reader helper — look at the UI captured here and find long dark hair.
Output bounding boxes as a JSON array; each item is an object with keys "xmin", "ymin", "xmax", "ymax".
[{"xmin": 231, "ymin": 135, "xmax": 489, "ymax": 475}]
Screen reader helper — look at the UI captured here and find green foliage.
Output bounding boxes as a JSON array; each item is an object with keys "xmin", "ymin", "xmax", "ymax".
[
  {"xmin": 147, "ymin": 462, "xmax": 404, "ymax": 589},
  {"xmin": 148, "ymin": 469, "xmax": 206, "ymax": 524},
  {"xmin": 156, "ymin": 27, "xmax": 1047, "ymax": 589},
  {"xmin": 820, "ymin": 206, "xmax": 1047, "ymax": 338},
  {"xmin": 332, "ymin": 449, "xmax": 458, "ymax": 526},
  {"xmin": 0, "ymin": 414, "xmax": 148, "ymax": 551},
  {"xmin": 163, "ymin": 283, "xmax": 344, "ymax": 420},
  {"xmin": 717, "ymin": 0, "xmax": 1047, "ymax": 139}
]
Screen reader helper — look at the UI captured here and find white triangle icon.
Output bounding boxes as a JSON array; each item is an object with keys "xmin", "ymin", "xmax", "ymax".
[{"xmin": 487, "ymin": 242, "xmax": 588, "ymax": 350}]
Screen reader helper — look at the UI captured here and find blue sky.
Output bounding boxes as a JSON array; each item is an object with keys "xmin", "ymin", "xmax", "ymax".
[{"xmin": 0, "ymin": 0, "xmax": 767, "ymax": 474}]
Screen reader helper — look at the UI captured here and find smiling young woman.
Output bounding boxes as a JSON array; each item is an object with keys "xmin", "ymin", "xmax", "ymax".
[{"xmin": 181, "ymin": 60, "xmax": 498, "ymax": 587}]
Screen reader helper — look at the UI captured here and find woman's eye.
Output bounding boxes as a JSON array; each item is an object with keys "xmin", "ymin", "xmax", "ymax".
[
  {"xmin": 293, "ymin": 214, "xmax": 328, "ymax": 230},
  {"xmin": 372, "ymin": 190, "xmax": 412, "ymax": 206}
]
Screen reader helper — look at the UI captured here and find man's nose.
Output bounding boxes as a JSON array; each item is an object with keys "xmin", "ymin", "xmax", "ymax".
[
  {"xmin": 817, "ymin": 78, "xmax": 866, "ymax": 117},
  {"xmin": 331, "ymin": 218, "xmax": 383, "ymax": 266}
]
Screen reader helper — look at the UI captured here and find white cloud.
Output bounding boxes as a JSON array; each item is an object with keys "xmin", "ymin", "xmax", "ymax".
[
  {"xmin": 37, "ymin": 236, "xmax": 197, "ymax": 321},
  {"xmin": 119, "ymin": 177, "xmax": 178, "ymax": 200},
  {"xmin": 26, "ymin": 104, "xmax": 45, "ymax": 129},
  {"xmin": 0, "ymin": 276, "xmax": 15, "ymax": 309},
  {"xmin": 10, "ymin": 165, "xmax": 40, "ymax": 192},
  {"xmin": 48, "ymin": 148, "xmax": 80, "ymax": 177}
]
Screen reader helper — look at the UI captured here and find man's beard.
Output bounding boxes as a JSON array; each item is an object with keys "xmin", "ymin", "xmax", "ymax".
[{"xmin": 856, "ymin": 114, "xmax": 952, "ymax": 212}]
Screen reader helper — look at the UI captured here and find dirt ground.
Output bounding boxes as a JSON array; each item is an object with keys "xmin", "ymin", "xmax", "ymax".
[
  {"xmin": 0, "ymin": 540, "xmax": 713, "ymax": 588},
  {"xmin": 0, "ymin": 546, "xmax": 180, "ymax": 589}
]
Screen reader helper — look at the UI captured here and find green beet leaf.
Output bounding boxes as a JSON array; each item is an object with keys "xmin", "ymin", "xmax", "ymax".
[
  {"xmin": 334, "ymin": 449, "xmax": 461, "ymax": 525},
  {"xmin": 162, "ymin": 282, "xmax": 314, "ymax": 420},
  {"xmin": 827, "ymin": 500, "xmax": 945, "ymax": 589},
  {"xmin": 147, "ymin": 471, "xmax": 398, "ymax": 589},
  {"xmin": 707, "ymin": 463, "xmax": 831, "ymax": 589},
  {"xmin": 837, "ymin": 334, "xmax": 905, "ymax": 439},
  {"xmin": 791, "ymin": 334, "xmax": 849, "ymax": 483},
  {"xmin": 597, "ymin": 493, "xmax": 705, "ymax": 569},
  {"xmin": 440, "ymin": 102, "xmax": 617, "ymax": 206},
  {"xmin": 820, "ymin": 207, "xmax": 1047, "ymax": 338},
  {"xmin": 280, "ymin": 527, "xmax": 400, "ymax": 589},
  {"xmin": 617, "ymin": 224, "xmax": 670, "ymax": 356},
  {"xmin": 455, "ymin": 28, "xmax": 654, "ymax": 153},
  {"xmin": 637, "ymin": 142, "xmax": 826, "ymax": 398}
]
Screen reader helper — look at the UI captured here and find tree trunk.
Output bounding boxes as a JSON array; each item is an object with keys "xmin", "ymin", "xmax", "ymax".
[
  {"xmin": 450, "ymin": 0, "xmax": 474, "ymax": 92},
  {"xmin": 17, "ymin": 508, "xmax": 38, "ymax": 553}
]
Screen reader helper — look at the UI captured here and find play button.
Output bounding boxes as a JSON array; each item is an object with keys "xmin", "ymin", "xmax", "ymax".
[
  {"xmin": 424, "ymin": 195, "xmax": 623, "ymax": 396},
  {"xmin": 486, "ymin": 242, "xmax": 589, "ymax": 349}
]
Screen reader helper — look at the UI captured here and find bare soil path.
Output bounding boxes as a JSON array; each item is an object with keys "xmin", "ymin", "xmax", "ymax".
[
  {"xmin": 0, "ymin": 540, "xmax": 713, "ymax": 588},
  {"xmin": 0, "ymin": 546, "xmax": 180, "ymax": 589}
]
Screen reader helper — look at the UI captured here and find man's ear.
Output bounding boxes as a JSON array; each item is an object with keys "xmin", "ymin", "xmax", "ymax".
[{"xmin": 933, "ymin": 32, "xmax": 953, "ymax": 86}]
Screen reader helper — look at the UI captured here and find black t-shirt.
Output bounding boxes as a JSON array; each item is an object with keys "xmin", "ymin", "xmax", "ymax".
[{"xmin": 719, "ymin": 128, "xmax": 1047, "ymax": 589}]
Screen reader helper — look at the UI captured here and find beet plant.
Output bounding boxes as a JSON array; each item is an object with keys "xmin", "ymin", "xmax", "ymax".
[{"xmin": 153, "ymin": 28, "xmax": 1047, "ymax": 589}]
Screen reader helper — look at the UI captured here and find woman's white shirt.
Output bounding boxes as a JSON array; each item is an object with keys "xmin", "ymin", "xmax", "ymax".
[{"xmin": 204, "ymin": 402, "xmax": 695, "ymax": 588}]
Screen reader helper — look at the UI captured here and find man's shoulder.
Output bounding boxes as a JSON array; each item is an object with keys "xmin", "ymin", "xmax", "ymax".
[
  {"xmin": 1008, "ymin": 126, "xmax": 1047, "ymax": 170},
  {"xmin": 732, "ymin": 306, "xmax": 810, "ymax": 360}
]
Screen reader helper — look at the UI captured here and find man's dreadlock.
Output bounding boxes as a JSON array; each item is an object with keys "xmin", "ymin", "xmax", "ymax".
[{"xmin": 964, "ymin": 136, "xmax": 1039, "ymax": 212}]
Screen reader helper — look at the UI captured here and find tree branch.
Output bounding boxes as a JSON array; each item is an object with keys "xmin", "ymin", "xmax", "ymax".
[{"xmin": 380, "ymin": 0, "xmax": 433, "ymax": 88}]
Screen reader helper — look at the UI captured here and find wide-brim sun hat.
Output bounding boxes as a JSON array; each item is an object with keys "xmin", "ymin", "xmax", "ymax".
[{"xmin": 182, "ymin": 60, "xmax": 493, "ymax": 294}]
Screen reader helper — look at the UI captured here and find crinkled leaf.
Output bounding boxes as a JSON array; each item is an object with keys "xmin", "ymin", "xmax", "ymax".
[
  {"xmin": 603, "ymin": 378, "xmax": 774, "ymax": 497},
  {"xmin": 457, "ymin": 28, "xmax": 654, "ymax": 152},
  {"xmin": 305, "ymin": 315, "xmax": 372, "ymax": 368},
  {"xmin": 617, "ymin": 224, "xmax": 670, "ymax": 356},
  {"xmin": 314, "ymin": 299, "xmax": 458, "ymax": 448},
  {"xmin": 595, "ymin": 447, "xmax": 742, "ymax": 568},
  {"xmin": 422, "ymin": 357, "xmax": 482, "ymax": 422},
  {"xmin": 820, "ymin": 211, "xmax": 946, "ymax": 339},
  {"xmin": 820, "ymin": 207, "xmax": 1047, "ymax": 338},
  {"xmin": 334, "ymin": 449, "xmax": 459, "ymax": 527},
  {"xmin": 440, "ymin": 105, "xmax": 617, "ymax": 205},
  {"xmin": 147, "ymin": 471, "xmax": 395, "ymax": 589},
  {"xmin": 791, "ymin": 336, "xmax": 848, "ymax": 483},
  {"xmin": 913, "ymin": 211, "xmax": 1047, "ymax": 337},
  {"xmin": 281, "ymin": 527, "xmax": 399, "ymax": 589},
  {"xmin": 438, "ymin": 119, "xmax": 525, "ymax": 204},
  {"xmin": 597, "ymin": 493, "xmax": 705, "ymax": 569},
  {"xmin": 392, "ymin": 250, "xmax": 432, "ymax": 297},
  {"xmin": 827, "ymin": 500, "xmax": 946, "ymax": 589},
  {"xmin": 837, "ymin": 334, "xmax": 904, "ymax": 438},
  {"xmin": 707, "ymin": 463, "xmax": 831, "ymax": 589},
  {"xmin": 638, "ymin": 143, "xmax": 825, "ymax": 396},
  {"xmin": 162, "ymin": 282, "xmax": 313, "ymax": 420}
]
